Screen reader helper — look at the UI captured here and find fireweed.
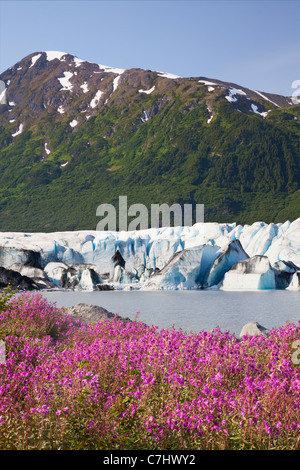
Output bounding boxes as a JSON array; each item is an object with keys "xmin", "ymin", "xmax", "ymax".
[{"xmin": 0, "ymin": 293, "xmax": 299, "ymax": 450}]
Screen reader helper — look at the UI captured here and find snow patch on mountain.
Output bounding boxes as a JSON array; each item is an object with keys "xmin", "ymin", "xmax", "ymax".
[
  {"xmin": 251, "ymin": 89, "xmax": 280, "ymax": 107},
  {"xmin": 98, "ymin": 64, "xmax": 125, "ymax": 75},
  {"xmin": 57, "ymin": 105, "xmax": 65, "ymax": 114},
  {"xmin": 11, "ymin": 123, "xmax": 23, "ymax": 137},
  {"xmin": 73, "ymin": 57, "xmax": 85, "ymax": 67},
  {"xmin": 69, "ymin": 119, "xmax": 78, "ymax": 128},
  {"xmin": 44, "ymin": 142, "xmax": 51, "ymax": 155},
  {"xmin": 141, "ymin": 110, "xmax": 149, "ymax": 123},
  {"xmin": 113, "ymin": 75, "xmax": 121, "ymax": 92},
  {"xmin": 45, "ymin": 51, "xmax": 67, "ymax": 61},
  {"xmin": 225, "ymin": 88, "xmax": 247, "ymax": 103},
  {"xmin": 138, "ymin": 86, "xmax": 155, "ymax": 94},
  {"xmin": 80, "ymin": 82, "xmax": 89, "ymax": 93},
  {"xmin": 207, "ymin": 107, "xmax": 213, "ymax": 124},
  {"xmin": 29, "ymin": 53, "xmax": 41, "ymax": 68},
  {"xmin": 250, "ymin": 103, "xmax": 271, "ymax": 118},
  {"xmin": 90, "ymin": 90, "xmax": 103, "ymax": 108},
  {"xmin": 199, "ymin": 80, "xmax": 218, "ymax": 86},
  {"xmin": 58, "ymin": 71, "xmax": 73, "ymax": 91},
  {"xmin": 157, "ymin": 71, "xmax": 180, "ymax": 79}
]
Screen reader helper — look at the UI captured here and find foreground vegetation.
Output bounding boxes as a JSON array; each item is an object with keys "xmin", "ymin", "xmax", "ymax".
[{"xmin": 0, "ymin": 291, "xmax": 299, "ymax": 450}]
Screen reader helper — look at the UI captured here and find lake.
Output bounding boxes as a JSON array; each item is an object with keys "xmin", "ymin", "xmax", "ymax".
[{"xmin": 40, "ymin": 289, "xmax": 300, "ymax": 336}]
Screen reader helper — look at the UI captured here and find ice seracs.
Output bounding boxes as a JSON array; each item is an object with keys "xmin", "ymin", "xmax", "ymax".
[
  {"xmin": 221, "ymin": 255, "xmax": 277, "ymax": 290},
  {"xmin": 142, "ymin": 244, "xmax": 220, "ymax": 290},
  {"xmin": 0, "ymin": 217, "xmax": 298, "ymax": 291}
]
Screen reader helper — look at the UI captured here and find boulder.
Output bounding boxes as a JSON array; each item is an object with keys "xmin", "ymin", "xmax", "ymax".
[
  {"xmin": 239, "ymin": 321, "xmax": 270, "ymax": 338},
  {"xmin": 8, "ymin": 262, "xmax": 46, "ymax": 279},
  {"xmin": 0, "ymin": 266, "xmax": 40, "ymax": 290},
  {"xmin": 65, "ymin": 303, "xmax": 131, "ymax": 324},
  {"xmin": 97, "ymin": 284, "xmax": 115, "ymax": 291}
]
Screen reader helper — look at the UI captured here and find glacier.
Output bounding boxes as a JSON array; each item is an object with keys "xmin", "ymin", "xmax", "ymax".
[{"xmin": 0, "ymin": 217, "xmax": 299, "ymax": 291}]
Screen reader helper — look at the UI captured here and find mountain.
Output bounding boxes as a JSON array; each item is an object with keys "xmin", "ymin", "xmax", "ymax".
[{"xmin": 0, "ymin": 51, "xmax": 299, "ymax": 232}]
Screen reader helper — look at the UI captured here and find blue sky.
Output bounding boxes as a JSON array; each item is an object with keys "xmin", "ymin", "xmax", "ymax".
[{"xmin": 0, "ymin": 0, "xmax": 299, "ymax": 96}]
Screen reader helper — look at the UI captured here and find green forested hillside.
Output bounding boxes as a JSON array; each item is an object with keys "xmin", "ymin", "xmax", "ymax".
[{"xmin": 0, "ymin": 53, "xmax": 299, "ymax": 232}]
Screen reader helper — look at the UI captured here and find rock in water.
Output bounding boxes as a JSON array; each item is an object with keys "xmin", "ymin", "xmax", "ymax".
[
  {"xmin": 65, "ymin": 303, "xmax": 131, "ymax": 324},
  {"xmin": 8, "ymin": 262, "xmax": 47, "ymax": 279},
  {"xmin": 0, "ymin": 246, "xmax": 42, "ymax": 269},
  {"xmin": 0, "ymin": 266, "xmax": 40, "ymax": 290},
  {"xmin": 239, "ymin": 322, "xmax": 270, "ymax": 338}
]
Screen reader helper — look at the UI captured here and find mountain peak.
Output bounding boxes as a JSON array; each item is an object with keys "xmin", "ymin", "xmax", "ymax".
[{"xmin": 0, "ymin": 51, "xmax": 299, "ymax": 231}]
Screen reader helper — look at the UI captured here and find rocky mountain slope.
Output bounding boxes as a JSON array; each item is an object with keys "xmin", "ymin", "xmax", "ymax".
[{"xmin": 0, "ymin": 51, "xmax": 299, "ymax": 231}]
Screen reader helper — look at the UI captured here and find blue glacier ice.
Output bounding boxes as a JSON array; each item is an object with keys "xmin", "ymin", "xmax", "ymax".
[{"xmin": 0, "ymin": 217, "xmax": 298, "ymax": 290}]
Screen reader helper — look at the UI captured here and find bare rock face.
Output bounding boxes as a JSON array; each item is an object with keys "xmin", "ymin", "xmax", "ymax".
[
  {"xmin": 65, "ymin": 303, "xmax": 131, "ymax": 324},
  {"xmin": 239, "ymin": 321, "xmax": 270, "ymax": 338},
  {"xmin": 0, "ymin": 266, "xmax": 40, "ymax": 290}
]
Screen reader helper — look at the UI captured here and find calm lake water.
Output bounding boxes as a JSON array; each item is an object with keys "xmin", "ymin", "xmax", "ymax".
[{"xmin": 40, "ymin": 290, "xmax": 300, "ymax": 336}]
